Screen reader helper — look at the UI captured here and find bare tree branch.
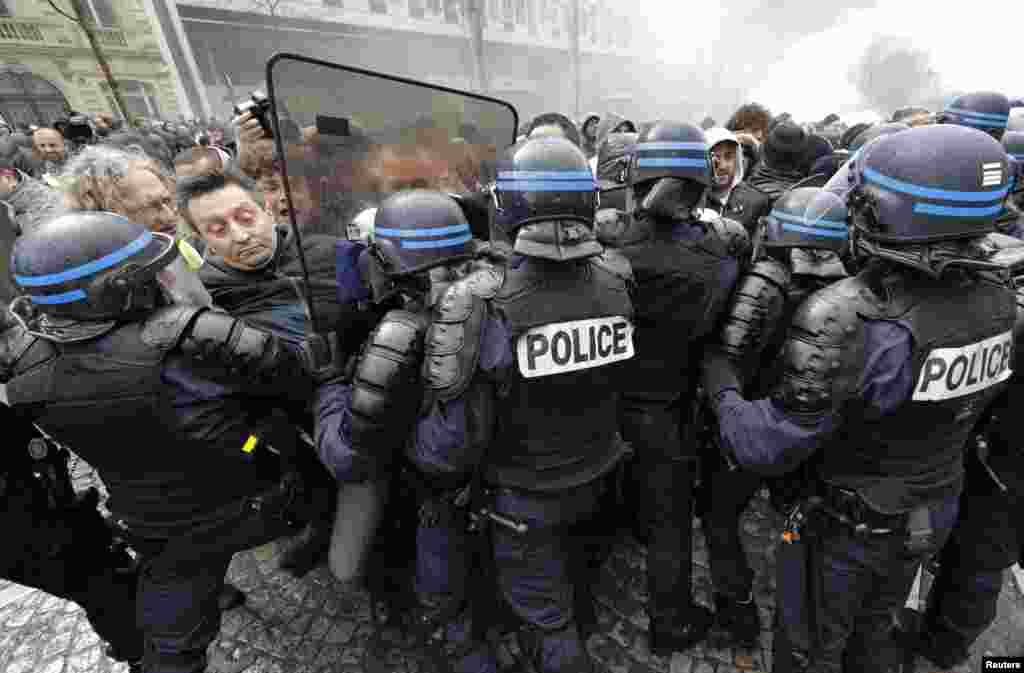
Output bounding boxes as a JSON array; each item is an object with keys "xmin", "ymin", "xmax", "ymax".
[
  {"xmin": 45, "ymin": 0, "xmax": 78, "ymax": 23},
  {"xmin": 252, "ymin": 0, "xmax": 284, "ymax": 16}
]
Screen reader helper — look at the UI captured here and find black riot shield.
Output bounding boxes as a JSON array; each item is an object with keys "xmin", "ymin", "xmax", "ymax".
[{"xmin": 0, "ymin": 203, "xmax": 19, "ymax": 303}]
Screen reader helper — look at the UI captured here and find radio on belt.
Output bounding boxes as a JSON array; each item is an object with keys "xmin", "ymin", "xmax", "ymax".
[{"xmin": 516, "ymin": 315, "xmax": 635, "ymax": 379}]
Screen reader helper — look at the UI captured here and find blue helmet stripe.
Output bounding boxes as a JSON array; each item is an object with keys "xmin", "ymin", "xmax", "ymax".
[
  {"xmin": 952, "ymin": 117, "xmax": 1009, "ymax": 129},
  {"xmin": 770, "ymin": 211, "xmax": 847, "ymax": 230},
  {"xmin": 14, "ymin": 231, "xmax": 153, "ymax": 287},
  {"xmin": 863, "ymin": 167, "xmax": 1009, "ymax": 201},
  {"xmin": 1010, "ymin": 154, "xmax": 1024, "ymax": 162},
  {"xmin": 375, "ymin": 224, "xmax": 470, "ymax": 238},
  {"xmin": 497, "ymin": 171, "xmax": 595, "ymax": 180},
  {"xmin": 781, "ymin": 223, "xmax": 847, "ymax": 239},
  {"xmin": 401, "ymin": 233, "xmax": 473, "ymax": 249},
  {"xmin": 637, "ymin": 141, "xmax": 707, "ymax": 151},
  {"xmin": 636, "ymin": 158, "xmax": 708, "ymax": 168},
  {"xmin": 28, "ymin": 289, "xmax": 88, "ymax": 305},
  {"xmin": 913, "ymin": 202, "xmax": 1004, "ymax": 217},
  {"xmin": 496, "ymin": 180, "xmax": 597, "ymax": 191},
  {"xmin": 945, "ymin": 107, "xmax": 1010, "ymax": 121}
]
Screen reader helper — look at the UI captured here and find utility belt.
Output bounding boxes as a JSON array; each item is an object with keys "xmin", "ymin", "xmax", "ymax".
[{"xmin": 782, "ymin": 483, "xmax": 932, "ymax": 546}]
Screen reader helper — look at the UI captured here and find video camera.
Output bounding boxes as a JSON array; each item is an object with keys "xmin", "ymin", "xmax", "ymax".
[
  {"xmin": 233, "ymin": 90, "xmax": 274, "ymax": 138},
  {"xmin": 56, "ymin": 113, "xmax": 95, "ymax": 147}
]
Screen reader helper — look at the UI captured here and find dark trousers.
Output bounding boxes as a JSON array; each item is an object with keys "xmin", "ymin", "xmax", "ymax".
[
  {"xmin": 702, "ymin": 462, "xmax": 763, "ymax": 600},
  {"xmin": 774, "ymin": 495, "xmax": 959, "ymax": 673},
  {"xmin": 620, "ymin": 399, "xmax": 699, "ymax": 619},
  {"xmin": 1, "ymin": 488, "xmax": 141, "ymax": 661},
  {"xmin": 132, "ymin": 485, "xmax": 298, "ymax": 673},
  {"xmin": 926, "ymin": 487, "xmax": 1023, "ymax": 650},
  {"xmin": 415, "ymin": 481, "xmax": 602, "ymax": 673}
]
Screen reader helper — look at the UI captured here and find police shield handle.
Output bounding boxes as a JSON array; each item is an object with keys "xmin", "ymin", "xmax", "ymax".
[
  {"xmin": 912, "ymin": 331, "xmax": 1013, "ymax": 401},
  {"xmin": 516, "ymin": 316, "xmax": 635, "ymax": 379}
]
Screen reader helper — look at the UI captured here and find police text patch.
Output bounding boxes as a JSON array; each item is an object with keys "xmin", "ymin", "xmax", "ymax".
[
  {"xmin": 516, "ymin": 316, "xmax": 634, "ymax": 378},
  {"xmin": 912, "ymin": 331, "xmax": 1013, "ymax": 401}
]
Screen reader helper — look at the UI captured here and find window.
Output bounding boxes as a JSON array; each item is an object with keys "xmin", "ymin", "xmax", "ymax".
[
  {"xmin": 81, "ymin": 0, "xmax": 117, "ymax": 27},
  {"xmin": 409, "ymin": 0, "xmax": 424, "ymax": 18},
  {"xmin": 323, "ymin": 0, "xmax": 343, "ymax": 7},
  {"xmin": 514, "ymin": 0, "xmax": 526, "ymax": 25},
  {"xmin": 426, "ymin": 0, "xmax": 440, "ymax": 14},
  {"xmin": 0, "ymin": 70, "xmax": 70, "ymax": 127},
  {"xmin": 370, "ymin": 0, "xmax": 388, "ymax": 14},
  {"xmin": 0, "ymin": 0, "xmax": 11, "ymax": 17}
]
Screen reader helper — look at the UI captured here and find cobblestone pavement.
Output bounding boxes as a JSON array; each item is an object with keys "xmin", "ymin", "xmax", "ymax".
[{"xmin": 1, "ymin": 458, "xmax": 1021, "ymax": 673}]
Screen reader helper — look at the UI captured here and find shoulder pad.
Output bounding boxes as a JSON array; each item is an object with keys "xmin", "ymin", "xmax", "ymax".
[
  {"xmin": 594, "ymin": 208, "xmax": 632, "ymax": 247},
  {"xmin": 981, "ymin": 232, "xmax": 1024, "ymax": 277},
  {"xmin": 771, "ymin": 275, "xmax": 879, "ymax": 414},
  {"xmin": 589, "ymin": 248, "xmax": 634, "ymax": 284},
  {"xmin": 791, "ymin": 249, "xmax": 848, "ymax": 280},
  {"xmin": 705, "ymin": 215, "xmax": 751, "ymax": 260},
  {"xmin": 140, "ymin": 305, "xmax": 205, "ymax": 352},
  {"xmin": 716, "ymin": 257, "xmax": 792, "ymax": 375},
  {"xmin": 350, "ymin": 309, "xmax": 430, "ymax": 452},
  {"xmin": 422, "ymin": 264, "xmax": 504, "ymax": 402}
]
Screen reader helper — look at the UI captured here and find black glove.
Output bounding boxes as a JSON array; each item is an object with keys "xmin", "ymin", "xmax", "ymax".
[
  {"xmin": 302, "ymin": 331, "xmax": 346, "ymax": 385},
  {"xmin": 701, "ymin": 351, "xmax": 743, "ymax": 406}
]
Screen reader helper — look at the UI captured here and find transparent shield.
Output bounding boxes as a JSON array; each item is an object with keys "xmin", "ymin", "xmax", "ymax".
[{"xmin": 266, "ymin": 54, "xmax": 518, "ymax": 241}]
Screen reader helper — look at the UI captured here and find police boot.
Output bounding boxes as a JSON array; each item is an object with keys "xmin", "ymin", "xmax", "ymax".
[
  {"xmin": 648, "ymin": 604, "xmax": 713, "ymax": 657},
  {"xmin": 279, "ymin": 519, "xmax": 331, "ymax": 577},
  {"xmin": 218, "ymin": 583, "xmax": 246, "ymax": 611},
  {"xmin": 708, "ymin": 591, "xmax": 760, "ymax": 649},
  {"xmin": 900, "ymin": 608, "xmax": 970, "ymax": 670}
]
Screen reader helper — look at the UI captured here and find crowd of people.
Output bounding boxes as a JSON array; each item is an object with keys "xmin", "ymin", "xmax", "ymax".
[{"xmin": 1, "ymin": 79, "xmax": 1023, "ymax": 673}]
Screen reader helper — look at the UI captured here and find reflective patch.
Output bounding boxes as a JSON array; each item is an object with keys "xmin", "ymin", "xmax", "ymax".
[
  {"xmin": 516, "ymin": 316, "xmax": 634, "ymax": 378},
  {"xmin": 913, "ymin": 331, "xmax": 1013, "ymax": 401}
]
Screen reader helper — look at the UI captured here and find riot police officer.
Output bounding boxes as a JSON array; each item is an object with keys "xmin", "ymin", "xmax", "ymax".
[
  {"xmin": 701, "ymin": 124, "xmax": 1018, "ymax": 672},
  {"xmin": 595, "ymin": 121, "xmax": 749, "ymax": 655},
  {"xmin": 702, "ymin": 186, "xmax": 852, "ymax": 650},
  {"xmin": 0, "ymin": 211, "xmax": 345, "ymax": 673},
  {"xmin": 316, "ymin": 136, "xmax": 634, "ymax": 673}
]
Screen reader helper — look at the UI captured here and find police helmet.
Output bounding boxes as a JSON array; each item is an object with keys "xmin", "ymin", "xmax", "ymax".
[
  {"xmin": 847, "ymin": 122, "xmax": 909, "ymax": 154},
  {"xmin": 848, "ymin": 125, "xmax": 1012, "ymax": 245},
  {"xmin": 629, "ymin": 121, "xmax": 710, "ymax": 189},
  {"xmin": 12, "ymin": 211, "xmax": 177, "ymax": 322},
  {"xmin": 761, "ymin": 187, "xmax": 848, "ymax": 252},
  {"xmin": 371, "ymin": 190, "xmax": 474, "ymax": 277},
  {"xmin": 494, "ymin": 137, "xmax": 602, "ymax": 261},
  {"xmin": 938, "ymin": 91, "xmax": 1011, "ymax": 140}
]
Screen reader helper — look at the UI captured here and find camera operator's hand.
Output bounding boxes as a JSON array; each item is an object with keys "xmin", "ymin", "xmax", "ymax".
[
  {"xmin": 235, "ymin": 111, "xmax": 268, "ymax": 146},
  {"xmin": 234, "ymin": 111, "xmax": 275, "ymax": 180}
]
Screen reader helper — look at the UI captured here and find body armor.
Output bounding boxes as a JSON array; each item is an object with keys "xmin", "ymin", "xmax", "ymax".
[
  {"xmin": 772, "ymin": 264, "xmax": 1016, "ymax": 514},
  {"xmin": 487, "ymin": 254, "xmax": 633, "ymax": 491},
  {"xmin": 2, "ymin": 308, "xmax": 300, "ymax": 534},
  {"xmin": 597, "ymin": 210, "xmax": 748, "ymax": 397}
]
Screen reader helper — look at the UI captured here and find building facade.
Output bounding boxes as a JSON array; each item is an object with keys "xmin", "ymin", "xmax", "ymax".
[
  {"xmin": 0, "ymin": 0, "xmax": 182, "ymax": 126},
  {"xmin": 158, "ymin": 0, "xmax": 693, "ymax": 126}
]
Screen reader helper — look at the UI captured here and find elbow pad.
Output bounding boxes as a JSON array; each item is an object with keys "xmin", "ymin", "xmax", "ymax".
[
  {"xmin": 717, "ymin": 256, "xmax": 791, "ymax": 378},
  {"xmin": 174, "ymin": 307, "xmax": 301, "ymax": 382}
]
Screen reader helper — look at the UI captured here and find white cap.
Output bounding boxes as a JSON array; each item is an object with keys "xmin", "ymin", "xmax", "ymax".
[{"xmin": 703, "ymin": 127, "xmax": 739, "ymax": 151}]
